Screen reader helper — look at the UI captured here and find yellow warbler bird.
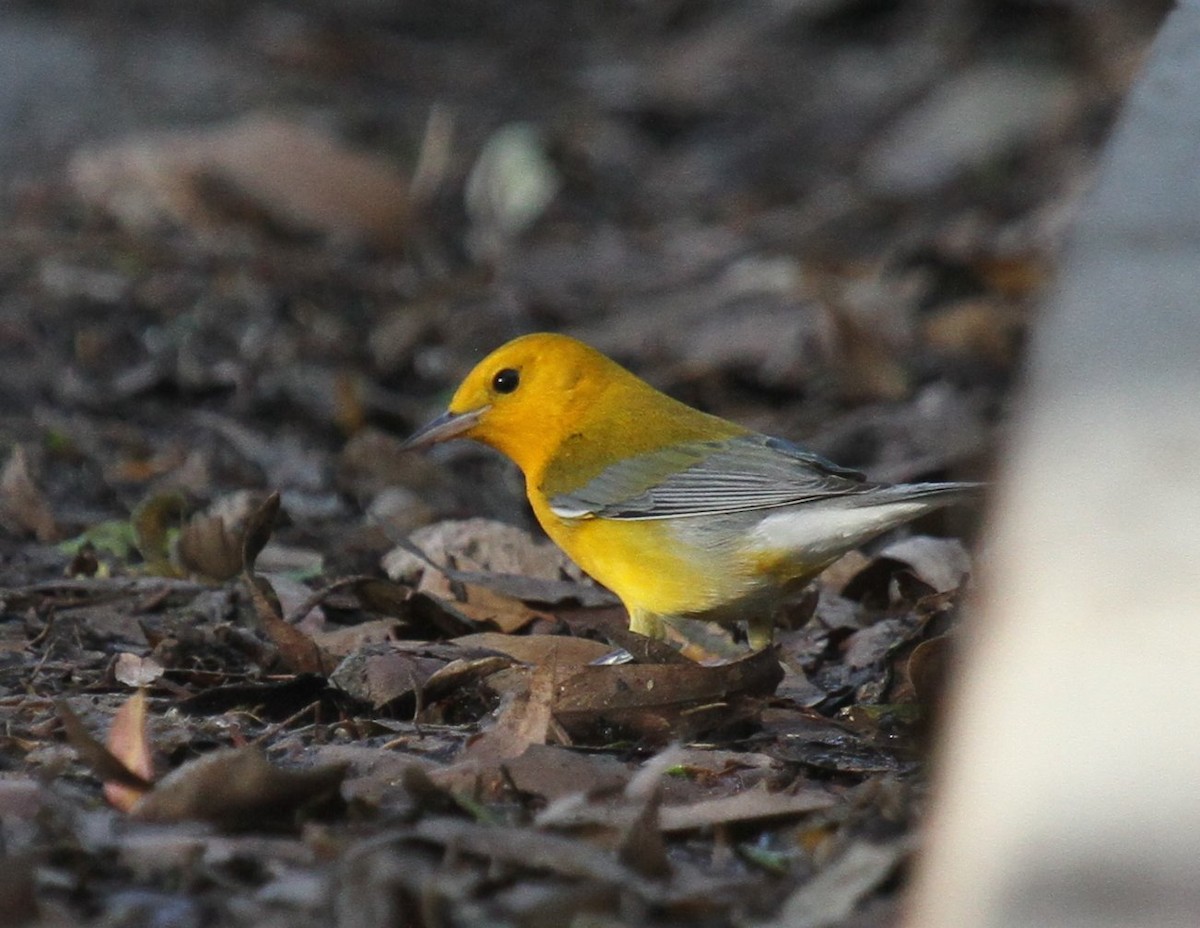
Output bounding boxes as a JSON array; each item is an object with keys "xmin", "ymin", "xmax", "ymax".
[{"xmin": 404, "ymin": 333, "xmax": 977, "ymax": 648}]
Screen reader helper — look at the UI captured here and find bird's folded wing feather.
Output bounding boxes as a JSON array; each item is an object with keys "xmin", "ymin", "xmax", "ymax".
[{"xmin": 548, "ymin": 434, "xmax": 868, "ymax": 520}]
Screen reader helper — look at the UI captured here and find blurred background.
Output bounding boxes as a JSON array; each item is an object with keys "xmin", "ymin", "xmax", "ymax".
[{"xmin": 0, "ymin": 0, "xmax": 1169, "ymax": 574}]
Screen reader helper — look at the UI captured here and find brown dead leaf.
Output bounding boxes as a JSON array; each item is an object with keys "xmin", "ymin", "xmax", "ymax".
[
  {"xmin": 245, "ymin": 574, "xmax": 334, "ymax": 675},
  {"xmin": 420, "ymin": 654, "xmax": 517, "ymax": 701},
  {"xmin": 904, "ymin": 633, "xmax": 954, "ymax": 717},
  {"xmin": 463, "ymin": 659, "xmax": 556, "ymax": 765},
  {"xmin": 451, "ymin": 582, "xmax": 554, "ymax": 633},
  {"xmin": 328, "ymin": 642, "xmax": 453, "ymax": 709},
  {"xmin": 177, "ymin": 514, "xmax": 244, "ymax": 581},
  {"xmin": 535, "ymin": 747, "xmax": 828, "ymax": 838},
  {"xmin": 453, "ymin": 632, "xmax": 615, "ymax": 667},
  {"xmin": 617, "ymin": 786, "xmax": 671, "ymax": 878},
  {"xmin": 241, "ymin": 491, "xmax": 281, "ymax": 572},
  {"xmin": 765, "ymin": 718, "xmax": 917, "ymax": 777},
  {"xmin": 500, "ymin": 744, "xmax": 631, "ymax": 801},
  {"xmin": 57, "ymin": 699, "xmax": 155, "ymax": 796},
  {"xmin": 345, "ymin": 576, "xmax": 414, "ymax": 617},
  {"xmin": 132, "ymin": 746, "xmax": 347, "ymax": 829},
  {"xmin": 257, "ymin": 574, "xmax": 403, "ymax": 639},
  {"xmin": 430, "ymin": 660, "xmax": 561, "ymax": 793},
  {"xmin": 604, "ymin": 628, "xmax": 695, "ymax": 664},
  {"xmin": 70, "ymin": 114, "xmax": 411, "ymax": 249},
  {"xmin": 104, "ymin": 690, "xmax": 155, "ymax": 812},
  {"xmin": 552, "ymin": 646, "xmax": 783, "ymax": 745},
  {"xmin": 0, "ymin": 445, "xmax": 60, "ymax": 542}
]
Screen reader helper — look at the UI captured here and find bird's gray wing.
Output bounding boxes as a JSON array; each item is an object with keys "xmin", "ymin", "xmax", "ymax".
[{"xmin": 547, "ymin": 434, "xmax": 869, "ymax": 521}]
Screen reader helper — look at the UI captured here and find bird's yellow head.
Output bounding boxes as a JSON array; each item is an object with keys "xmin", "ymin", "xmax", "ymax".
[{"xmin": 402, "ymin": 333, "xmax": 620, "ymax": 475}]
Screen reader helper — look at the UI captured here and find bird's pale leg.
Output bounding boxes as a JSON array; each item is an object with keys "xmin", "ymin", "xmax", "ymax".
[
  {"xmin": 628, "ymin": 608, "xmax": 665, "ymax": 639},
  {"xmin": 746, "ymin": 612, "xmax": 775, "ymax": 651}
]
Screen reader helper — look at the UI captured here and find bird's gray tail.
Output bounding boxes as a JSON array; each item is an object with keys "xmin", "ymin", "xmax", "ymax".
[{"xmin": 872, "ymin": 480, "xmax": 984, "ymax": 508}]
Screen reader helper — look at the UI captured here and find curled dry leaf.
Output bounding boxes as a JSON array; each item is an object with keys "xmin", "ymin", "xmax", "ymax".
[
  {"xmin": 400, "ymin": 591, "xmax": 478, "ymax": 639},
  {"xmin": 57, "ymin": 698, "xmax": 154, "ymax": 805},
  {"xmin": 245, "ymin": 574, "xmax": 334, "ymax": 675},
  {"xmin": 431, "ymin": 659, "xmax": 559, "ymax": 792},
  {"xmin": 419, "ymin": 654, "xmax": 516, "ymax": 700},
  {"xmin": 411, "ymin": 817, "xmax": 639, "ymax": 889},
  {"xmin": 617, "ymin": 786, "xmax": 671, "ymax": 878},
  {"xmin": 241, "ymin": 491, "xmax": 281, "ymax": 573},
  {"xmin": 132, "ymin": 746, "xmax": 347, "ymax": 829},
  {"xmin": 0, "ymin": 445, "xmax": 60, "ymax": 543},
  {"xmin": 462, "ymin": 659, "xmax": 556, "ymax": 764},
  {"xmin": 177, "ymin": 515, "xmax": 244, "ymax": 581},
  {"xmin": 537, "ymin": 747, "xmax": 832, "ymax": 838},
  {"xmin": 172, "ymin": 488, "xmax": 283, "ymax": 581},
  {"xmin": 342, "ymin": 576, "xmax": 413, "ymax": 618},
  {"xmin": 904, "ymin": 633, "xmax": 954, "ymax": 718},
  {"xmin": 131, "ymin": 492, "xmax": 187, "ymax": 576},
  {"xmin": 104, "ymin": 689, "xmax": 156, "ymax": 812},
  {"xmin": 327, "ymin": 637, "xmax": 519, "ymax": 709}
]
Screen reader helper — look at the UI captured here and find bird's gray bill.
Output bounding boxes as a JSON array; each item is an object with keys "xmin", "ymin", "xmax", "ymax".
[{"xmin": 401, "ymin": 406, "xmax": 488, "ymax": 450}]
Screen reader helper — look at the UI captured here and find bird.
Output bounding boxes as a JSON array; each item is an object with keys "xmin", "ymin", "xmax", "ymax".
[{"xmin": 403, "ymin": 333, "xmax": 978, "ymax": 650}]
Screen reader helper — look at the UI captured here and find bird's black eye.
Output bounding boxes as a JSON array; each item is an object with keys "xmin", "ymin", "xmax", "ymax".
[{"xmin": 492, "ymin": 368, "xmax": 520, "ymax": 394}]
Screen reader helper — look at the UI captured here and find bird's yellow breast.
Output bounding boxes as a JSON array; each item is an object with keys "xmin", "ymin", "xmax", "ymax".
[{"xmin": 529, "ymin": 494, "xmax": 749, "ymax": 617}]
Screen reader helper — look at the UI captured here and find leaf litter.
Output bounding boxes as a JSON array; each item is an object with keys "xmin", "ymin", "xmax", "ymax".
[{"xmin": 0, "ymin": 1, "xmax": 1170, "ymax": 925}]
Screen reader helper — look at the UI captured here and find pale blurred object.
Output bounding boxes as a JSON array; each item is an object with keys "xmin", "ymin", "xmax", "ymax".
[
  {"xmin": 70, "ymin": 113, "xmax": 411, "ymax": 249},
  {"xmin": 906, "ymin": 5, "xmax": 1200, "ymax": 927},
  {"xmin": 465, "ymin": 123, "xmax": 560, "ymax": 261}
]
